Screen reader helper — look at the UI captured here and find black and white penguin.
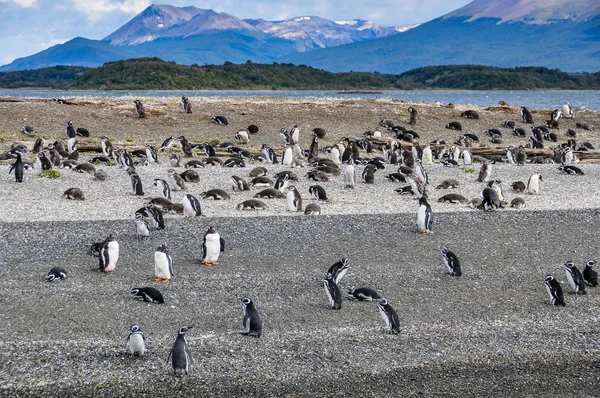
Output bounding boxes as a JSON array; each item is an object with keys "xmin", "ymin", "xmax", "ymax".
[
  {"xmin": 100, "ymin": 136, "xmax": 113, "ymax": 157},
  {"xmin": 118, "ymin": 150, "xmax": 135, "ymax": 169},
  {"xmin": 10, "ymin": 153, "xmax": 24, "ymax": 183},
  {"xmin": 134, "ymin": 213, "xmax": 150, "ymax": 238},
  {"xmin": 46, "ymin": 267, "xmax": 67, "ymax": 282},
  {"xmin": 161, "ymin": 136, "xmax": 175, "ymax": 152},
  {"xmin": 304, "ymin": 203, "xmax": 321, "ymax": 215},
  {"xmin": 544, "ymin": 275, "xmax": 566, "ymax": 306},
  {"xmin": 323, "ymin": 273, "xmax": 342, "ymax": 310},
  {"xmin": 436, "ymin": 179, "xmax": 459, "ymax": 189},
  {"xmin": 417, "ymin": 197, "xmax": 433, "ymax": 234},
  {"xmin": 480, "ymin": 187, "xmax": 500, "ymax": 210},
  {"xmin": 378, "ymin": 298, "xmax": 400, "ymax": 334},
  {"xmin": 136, "ymin": 205, "xmax": 165, "ymax": 230},
  {"xmin": 125, "ymin": 324, "xmax": 146, "ymax": 356},
  {"xmin": 285, "ymin": 185, "xmax": 302, "ymax": 212},
  {"xmin": 327, "ymin": 258, "xmax": 350, "ymax": 285},
  {"xmin": 66, "ymin": 120, "xmax": 76, "ymax": 139},
  {"xmin": 476, "ymin": 161, "xmax": 492, "ymax": 183},
  {"xmin": 520, "ymin": 106, "xmax": 534, "ymax": 123},
  {"xmin": 526, "ymin": 173, "xmax": 542, "ymax": 194},
  {"xmin": 63, "ymin": 187, "xmax": 85, "ymax": 201},
  {"xmin": 182, "ymin": 194, "xmax": 202, "ymax": 217},
  {"xmin": 557, "ymin": 165, "xmax": 584, "ymax": 175},
  {"xmin": 347, "ymin": 287, "xmax": 381, "ymax": 301},
  {"xmin": 168, "ymin": 326, "xmax": 193, "ymax": 376},
  {"xmin": 98, "ymin": 233, "xmax": 119, "ymax": 274},
  {"xmin": 154, "ymin": 244, "xmax": 174, "ymax": 282},
  {"xmin": 153, "ymin": 178, "xmax": 171, "ymax": 200},
  {"xmin": 290, "ymin": 125, "xmax": 300, "ymax": 145},
  {"xmin": 564, "ymin": 261, "xmax": 586, "ymax": 295},
  {"xmin": 362, "ymin": 164, "xmax": 377, "ymax": 184},
  {"xmin": 32, "ymin": 137, "xmax": 45, "ymax": 154},
  {"xmin": 583, "ymin": 260, "xmax": 598, "ymax": 287},
  {"xmin": 510, "ymin": 197, "xmax": 526, "ymax": 208},
  {"xmin": 201, "ymin": 189, "xmax": 231, "ymax": 200},
  {"xmin": 134, "ymin": 100, "xmax": 146, "ymax": 118},
  {"xmin": 180, "ymin": 169, "xmax": 200, "ymax": 183},
  {"xmin": 21, "ymin": 124, "xmax": 35, "ymax": 136},
  {"xmin": 254, "ymin": 188, "xmax": 285, "ymax": 199},
  {"xmin": 437, "ymin": 193, "xmax": 469, "ymax": 204},
  {"xmin": 562, "ymin": 102, "xmax": 574, "ymax": 119},
  {"xmin": 460, "ymin": 110, "xmax": 479, "ymax": 119},
  {"xmin": 231, "ymin": 175, "xmax": 250, "ymax": 191},
  {"xmin": 441, "ymin": 247, "xmax": 461, "ymax": 276},
  {"xmin": 145, "ymin": 144, "xmax": 158, "ymax": 163},
  {"xmin": 235, "ymin": 129, "xmax": 250, "ymax": 144},
  {"xmin": 240, "ymin": 297, "xmax": 262, "ymax": 338},
  {"xmin": 167, "ymin": 169, "xmax": 186, "ymax": 191},
  {"xmin": 551, "ymin": 108, "xmax": 562, "ymax": 123},
  {"xmin": 38, "ymin": 152, "xmax": 52, "ymax": 170},
  {"xmin": 249, "ymin": 176, "xmax": 273, "ymax": 188},
  {"xmin": 128, "ymin": 169, "xmax": 144, "ymax": 196},
  {"xmin": 211, "ymin": 115, "xmax": 228, "ymax": 125},
  {"xmin": 408, "ymin": 107, "xmax": 419, "ymax": 125},
  {"xmin": 182, "ymin": 96, "xmax": 192, "ymax": 113},
  {"xmin": 309, "ymin": 185, "xmax": 328, "ymax": 201},
  {"xmin": 178, "ymin": 136, "xmax": 193, "ymax": 157},
  {"xmin": 202, "ymin": 226, "xmax": 225, "ymax": 266},
  {"xmin": 131, "ymin": 287, "xmax": 164, "ymax": 303},
  {"xmin": 237, "ymin": 199, "xmax": 269, "ymax": 210},
  {"xmin": 445, "ymin": 121, "xmax": 462, "ymax": 131}
]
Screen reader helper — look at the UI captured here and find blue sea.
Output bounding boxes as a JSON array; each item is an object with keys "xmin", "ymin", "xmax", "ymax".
[{"xmin": 0, "ymin": 89, "xmax": 598, "ymax": 111}]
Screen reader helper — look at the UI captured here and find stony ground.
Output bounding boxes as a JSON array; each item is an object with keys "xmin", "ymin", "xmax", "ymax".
[{"xmin": 0, "ymin": 96, "xmax": 600, "ymax": 397}]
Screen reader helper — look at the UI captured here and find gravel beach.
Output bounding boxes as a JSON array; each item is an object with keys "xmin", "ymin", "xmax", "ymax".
[{"xmin": 1, "ymin": 96, "xmax": 599, "ymax": 396}]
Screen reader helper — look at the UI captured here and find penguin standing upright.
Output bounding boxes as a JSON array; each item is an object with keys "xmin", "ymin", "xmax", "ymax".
[
  {"xmin": 99, "ymin": 233, "xmax": 119, "ymax": 274},
  {"xmin": 344, "ymin": 164, "xmax": 355, "ymax": 188},
  {"xmin": 66, "ymin": 120, "xmax": 76, "ymax": 139},
  {"xmin": 240, "ymin": 297, "xmax": 262, "ymax": 338},
  {"xmin": 323, "ymin": 273, "xmax": 342, "ymax": 309},
  {"xmin": 521, "ymin": 106, "xmax": 534, "ymax": 123},
  {"xmin": 282, "ymin": 145, "xmax": 293, "ymax": 166},
  {"xmin": 527, "ymin": 173, "xmax": 542, "ymax": 194},
  {"xmin": 290, "ymin": 125, "xmax": 300, "ymax": 145},
  {"xmin": 202, "ymin": 226, "xmax": 225, "ymax": 266},
  {"xmin": 182, "ymin": 194, "xmax": 202, "ymax": 217},
  {"xmin": 562, "ymin": 102, "xmax": 574, "ymax": 119},
  {"xmin": 327, "ymin": 258, "xmax": 350, "ymax": 285},
  {"xmin": 178, "ymin": 136, "xmax": 193, "ymax": 157},
  {"xmin": 583, "ymin": 260, "xmax": 598, "ymax": 287},
  {"xmin": 154, "ymin": 178, "xmax": 171, "ymax": 200},
  {"xmin": 38, "ymin": 152, "xmax": 52, "ymax": 170},
  {"xmin": 134, "ymin": 100, "xmax": 146, "ymax": 118},
  {"xmin": 564, "ymin": 261, "xmax": 586, "ymax": 295},
  {"xmin": 168, "ymin": 326, "xmax": 193, "ymax": 376},
  {"xmin": 422, "ymin": 144, "xmax": 433, "ymax": 164},
  {"xmin": 101, "ymin": 136, "xmax": 113, "ymax": 157},
  {"xmin": 125, "ymin": 324, "xmax": 146, "ymax": 356},
  {"xmin": 154, "ymin": 244, "xmax": 174, "ymax": 282},
  {"xmin": 544, "ymin": 274, "xmax": 566, "ymax": 306},
  {"xmin": 182, "ymin": 96, "xmax": 192, "ymax": 113},
  {"xmin": 378, "ymin": 298, "xmax": 400, "ymax": 334},
  {"xmin": 10, "ymin": 154, "xmax": 24, "ymax": 183},
  {"xmin": 285, "ymin": 185, "xmax": 302, "ymax": 212},
  {"xmin": 134, "ymin": 213, "xmax": 150, "ymax": 238},
  {"xmin": 417, "ymin": 197, "xmax": 433, "ymax": 234},
  {"xmin": 145, "ymin": 144, "xmax": 158, "ymax": 163},
  {"xmin": 168, "ymin": 169, "xmax": 186, "ymax": 191},
  {"xmin": 128, "ymin": 168, "xmax": 144, "ymax": 196},
  {"xmin": 441, "ymin": 247, "xmax": 462, "ymax": 276},
  {"xmin": 408, "ymin": 107, "xmax": 419, "ymax": 125},
  {"xmin": 476, "ymin": 162, "xmax": 492, "ymax": 183}
]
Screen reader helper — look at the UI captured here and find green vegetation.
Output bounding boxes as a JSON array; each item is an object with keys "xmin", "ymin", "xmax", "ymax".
[
  {"xmin": 0, "ymin": 65, "xmax": 90, "ymax": 88},
  {"xmin": 460, "ymin": 167, "xmax": 476, "ymax": 173},
  {"xmin": 38, "ymin": 170, "xmax": 61, "ymax": 179},
  {"xmin": 1, "ymin": 58, "xmax": 598, "ymax": 90}
]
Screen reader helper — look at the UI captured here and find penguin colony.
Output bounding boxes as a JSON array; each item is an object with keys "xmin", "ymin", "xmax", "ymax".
[{"xmin": 4, "ymin": 95, "xmax": 599, "ymax": 378}]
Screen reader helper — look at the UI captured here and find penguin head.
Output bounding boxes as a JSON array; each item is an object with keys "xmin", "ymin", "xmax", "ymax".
[
  {"xmin": 544, "ymin": 274, "xmax": 555, "ymax": 283},
  {"xmin": 241, "ymin": 297, "xmax": 252, "ymax": 305},
  {"xmin": 67, "ymin": 120, "xmax": 73, "ymax": 127},
  {"xmin": 157, "ymin": 243, "xmax": 169, "ymax": 252},
  {"xmin": 341, "ymin": 258, "xmax": 349, "ymax": 267},
  {"xmin": 178, "ymin": 325, "xmax": 192, "ymax": 335},
  {"xmin": 130, "ymin": 324, "xmax": 141, "ymax": 333},
  {"xmin": 564, "ymin": 261, "xmax": 575, "ymax": 269},
  {"xmin": 207, "ymin": 226, "xmax": 216, "ymax": 234},
  {"xmin": 130, "ymin": 288, "xmax": 140, "ymax": 295},
  {"xmin": 378, "ymin": 298, "xmax": 388, "ymax": 305},
  {"xmin": 441, "ymin": 247, "xmax": 450, "ymax": 256},
  {"xmin": 586, "ymin": 260, "xmax": 596, "ymax": 268},
  {"xmin": 107, "ymin": 233, "xmax": 117, "ymax": 241}
]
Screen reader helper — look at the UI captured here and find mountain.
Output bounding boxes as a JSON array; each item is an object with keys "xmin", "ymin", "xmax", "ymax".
[
  {"xmin": 279, "ymin": 0, "xmax": 600, "ymax": 73},
  {"xmin": 0, "ymin": 4, "xmax": 406, "ymax": 72}
]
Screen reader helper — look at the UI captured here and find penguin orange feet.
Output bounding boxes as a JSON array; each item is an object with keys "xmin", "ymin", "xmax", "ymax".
[
  {"xmin": 204, "ymin": 262, "xmax": 213, "ymax": 267},
  {"xmin": 106, "ymin": 270, "xmax": 116, "ymax": 274},
  {"xmin": 154, "ymin": 277, "xmax": 162, "ymax": 281},
  {"xmin": 420, "ymin": 231, "xmax": 430, "ymax": 235},
  {"xmin": 211, "ymin": 262, "xmax": 220, "ymax": 265},
  {"xmin": 162, "ymin": 278, "xmax": 169, "ymax": 283}
]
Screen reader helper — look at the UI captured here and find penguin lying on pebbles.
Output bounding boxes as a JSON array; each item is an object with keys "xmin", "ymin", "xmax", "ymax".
[
  {"xmin": 510, "ymin": 198, "xmax": 526, "ymax": 208},
  {"xmin": 200, "ymin": 189, "xmax": 231, "ymax": 200},
  {"xmin": 347, "ymin": 287, "xmax": 381, "ymax": 301},
  {"xmin": 304, "ymin": 203, "xmax": 321, "ymax": 215},
  {"xmin": 63, "ymin": 187, "xmax": 85, "ymax": 201},
  {"xmin": 237, "ymin": 199, "xmax": 268, "ymax": 210},
  {"xmin": 168, "ymin": 326, "xmax": 193, "ymax": 376},
  {"xmin": 240, "ymin": 297, "xmax": 262, "ymax": 338},
  {"xmin": 438, "ymin": 194, "xmax": 468, "ymax": 204},
  {"xmin": 46, "ymin": 267, "xmax": 67, "ymax": 282},
  {"xmin": 131, "ymin": 287, "xmax": 164, "ymax": 304},
  {"xmin": 126, "ymin": 324, "xmax": 146, "ymax": 356}
]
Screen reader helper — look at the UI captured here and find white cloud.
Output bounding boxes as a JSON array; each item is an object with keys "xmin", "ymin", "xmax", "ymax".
[
  {"xmin": 70, "ymin": 0, "xmax": 151, "ymax": 20},
  {"xmin": 0, "ymin": 0, "xmax": 37, "ymax": 7}
]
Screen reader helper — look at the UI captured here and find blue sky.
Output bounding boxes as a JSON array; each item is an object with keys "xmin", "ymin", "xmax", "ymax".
[{"xmin": 0, "ymin": 0, "xmax": 471, "ymax": 66}]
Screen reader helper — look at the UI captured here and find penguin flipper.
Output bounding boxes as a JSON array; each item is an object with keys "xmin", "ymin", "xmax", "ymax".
[
  {"xmin": 184, "ymin": 344, "xmax": 193, "ymax": 364},
  {"xmin": 167, "ymin": 348, "xmax": 173, "ymax": 363},
  {"xmin": 220, "ymin": 238, "xmax": 225, "ymax": 252},
  {"xmin": 202, "ymin": 240, "xmax": 207, "ymax": 259},
  {"xmin": 168, "ymin": 256, "xmax": 174, "ymax": 277}
]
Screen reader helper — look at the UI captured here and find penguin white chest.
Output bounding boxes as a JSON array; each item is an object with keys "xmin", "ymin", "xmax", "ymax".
[
  {"xmin": 203, "ymin": 233, "xmax": 221, "ymax": 262},
  {"xmin": 136, "ymin": 220, "xmax": 150, "ymax": 237},
  {"xmin": 417, "ymin": 205, "xmax": 428, "ymax": 231},
  {"xmin": 128, "ymin": 333, "xmax": 145, "ymax": 355},
  {"xmin": 286, "ymin": 191, "xmax": 298, "ymax": 212},
  {"xmin": 282, "ymin": 147, "xmax": 293, "ymax": 165},
  {"xmin": 422, "ymin": 148, "xmax": 433, "ymax": 164},
  {"xmin": 106, "ymin": 241, "xmax": 119, "ymax": 271},
  {"xmin": 379, "ymin": 307, "xmax": 391, "ymax": 329},
  {"xmin": 155, "ymin": 252, "xmax": 172, "ymax": 279},
  {"xmin": 331, "ymin": 148, "xmax": 341, "ymax": 165}
]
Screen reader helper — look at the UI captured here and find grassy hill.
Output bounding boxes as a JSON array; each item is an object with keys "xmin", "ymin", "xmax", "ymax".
[{"xmin": 0, "ymin": 58, "xmax": 598, "ymax": 90}]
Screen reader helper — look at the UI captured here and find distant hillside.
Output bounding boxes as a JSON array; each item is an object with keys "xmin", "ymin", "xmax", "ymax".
[
  {"xmin": 1, "ymin": 59, "xmax": 598, "ymax": 90},
  {"xmin": 0, "ymin": 65, "xmax": 90, "ymax": 88}
]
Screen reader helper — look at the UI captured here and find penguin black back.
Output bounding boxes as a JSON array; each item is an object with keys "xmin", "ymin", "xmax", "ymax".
[
  {"xmin": 168, "ymin": 325, "xmax": 193, "ymax": 375},
  {"xmin": 240, "ymin": 297, "xmax": 263, "ymax": 338}
]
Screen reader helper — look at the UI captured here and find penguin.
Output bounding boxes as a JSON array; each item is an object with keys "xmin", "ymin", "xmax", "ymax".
[
  {"xmin": 128, "ymin": 169, "xmax": 144, "ymax": 196},
  {"xmin": 185, "ymin": 159, "xmax": 205, "ymax": 169},
  {"xmin": 118, "ymin": 150, "xmax": 135, "ymax": 169},
  {"xmin": 526, "ymin": 174, "xmax": 542, "ymax": 194},
  {"xmin": 66, "ymin": 120, "xmax": 76, "ymax": 139},
  {"xmin": 254, "ymin": 188, "xmax": 285, "ymax": 199},
  {"xmin": 145, "ymin": 144, "xmax": 158, "ymax": 163},
  {"xmin": 506, "ymin": 148, "xmax": 516, "ymax": 165},
  {"xmin": 551, "ymin": 108, "xmax": 562, "ymax": 123},
  {"xmin": 201, "ymin": 189, "xmax": 231, "ymax": 200},
  {"xmin": 510, "ymin": 197, "xmax": 526, "ymax": 208},
  {"xmin": 436, "ymin": 179, "xmax": 459, "ymax": 189},
  {"xmin": 562, "ymin": 102, "xmax": 574, "ymax": 119},
  {"xmin": 309, "ymin": 185, "xmax": 328, "ymax": 201},
  {"xmin": 520, "ymin": 106, "xmax": 534, "ymax": 123},
  {"xmin": 282, "ymin": 145, "xmax": 293, "ymax": 166},
  {"xmin": 247, "ymin": 124, "xmax": 259, "ymax": 134},
  {"xmin": 544, "ymin": 274, "xmax": 566, "ymax": 306},
  {"xmin": 564, "ymin": 261, "xmax": 586, "ymax": 295},
  {"xmin": 327, "ymin": 258, "xmax": 350, "ymax": 285},
  {"xmin": 38, "ymin": 152, "xmax": 52, "ymax": 171},
  {"xmin": 180, "ymin": 169, "xmax": 200, "ymax": 183},
  {"xmin": 558, "ymin": 165, "xmax": 584, "ymax": 175},
  {"xmin": 202, "ymin": 226, "xmax": 225, "ymax": 266},
  {"xmin": 63, "ymin": 187, "xmax": 85, "ymax": 201},
  {"xmin": 290, "ymin": 125, "xmax": 300, "ymax": 145},
  {"xmin": 511, "ymin": 181, "xmax": 526, "ymax": 193},
  {"xmin": 10, "ymin": 153, "xmax": 24, "ymax": 183},
  {"xmin": 415, "ymin": 159, "xmax": 428, "ymax": 185},
  {"xmin": 323, "ymin": 273, "xmax": 342, "ymax": 310},
  {"xmin": 33, "ymin": 137, "xmax": 45, "ymax": 153},
  {"xmin": 422, "ymin": 144, "xmax": 433, "ymax": 164},
  {"xmin": 445, "ymin": 121, "xmax": 462, "ymax": 131},
  {"xmin": 202, "ymin": 143, "xmax": 216, "ymax": 158},
  {"xmin": 304, "ymin": 203, "xmax": 321, "ymax": 215},
  {"xmin": 438, "ymin": 194, "xmax": 469, "ymax": 204},
  {"xmin": 347, "ymin": 287, "xmax": 381, "ymax": 301},
  {"xmin": 134, "ymin": 213, "xmax": 150, "ymax": 238},
  {"xmin": 153, "ymin": 179, "xmax": 171, "ymax": 200},
  {"xmin": 168, "ymin": 169, "xmax": 186, "ymax": 191},
  {"xmin": 231, "ymin": 175, "xmax": 250, "ymax": 191},
  {"xmin": 460, "ymin": 110, "xmax": 480, "ymax": 119},
  {"xmin": 131, "ymin": 287, "xmax": 164, "ymax": 303},
  {"xmin": 150, "ymin": 244, "xmax": 173, "ymax": 283},
  {"xmin": 330, "ymin": 145, "xmax": 341, "ymax": 165},
  {"xmin": 285, "ymin": 185, "xmax": 302, "ymax": 212},
  {"xmin": 480, "ymin": 187, "xmax": 500, "ymax": 210},
  {"xmin": 417, "ymin": 197, "xmax": 433, "ymax": 234},
  {"xmin": 168, "ymin": 326, "xmax": 193, "ymax": 376},
  {"xmin": 237, "ymin": 199, "xmax": 269, "ymax": 210},
  {"xmin": 22, "ymin": 124, "xmax": 35, "ymax": 136},
  {"xmin": 515, "ymin": 146, "xmax": 527, "ymax": 165},
  {"xmin": 211, "ymin": 115, "xmax": 228, "ymax": 125},
  {"xmin": 100, "ymin": 136, "xmax": 113, "ymax": 157},
  {"xmin": 250, "ymin": 166, "xmax": 268, "ymax": 178},
  {"xmin": 223, "ymin": 157, "xmax": 246, "ymax": 168},
  {"xmin": 408, "ymin": 177, "xmax": 425, "ymax": 199},
  {"xmin": 161, "ymin": 136, "xmax": 175, "ymax": 152},
  {"xmin": 235, "ymin": 129, "xmax": 250, "ymax": 145},
  {"xmin": 488, "ymin": 180, "xmax": 505, "ymax": 202},
  {"xmin": 125, "ymin": 324, "xmax": 146, "ymax": 356},
  {"xmin": 249, "ymin": 176, "xmax": 273, "ymax": 188},
  {"xmin": 461, "ymin": 149, "xmax": 472, "ymax": 165},
  {"xmin": 98, "ymin": 233, "xmax": 119, "ymax": 274},
  {"xmin": 46, "ymin": 267, "xmax": 67, "ymax": 282},
  {"xmin": 240, "ymin": 297, "xmax": 262, "ymax": 338},
  {"xmin": 386, "ymin": 172, "xmax": 408, "ymax": 183},
  {"xmin": 583, "ymin": 260, "xmax": 598, "ymax": 287},
  {"xmin": 182, "ymin": 194, "xmax": 202, "ymax": 217},
  {"xmin": 476, "ymin": 162, "xmax": 492, "ymax": 183},
  {"xmin": 134, "ymin": 100, "xmax": 146, "ymax": 118},
  {"xmin": 408, "ymin": 107, "xmax": 419, "ymax": 125},
  {"xmin": 441, "ymin": 247, "xmax": 462, "ymax": 276},
  {"xmin": 182, "ymin": 96, "xmax": 192, "ymax": 113},
  {"xmin": 362, "ymin": 164, "xmax": 377, "ymax": 184},
  {"xmin": 378, "ymin": 298, "xmax": 400, "ymax": 334},
  {"xmin": 178, "ymin": 136, "xmax": 193, "ymax": 157},
  {"xmin": 308, "ymin": 136, "xmax": 319, "ymax": 161}
]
